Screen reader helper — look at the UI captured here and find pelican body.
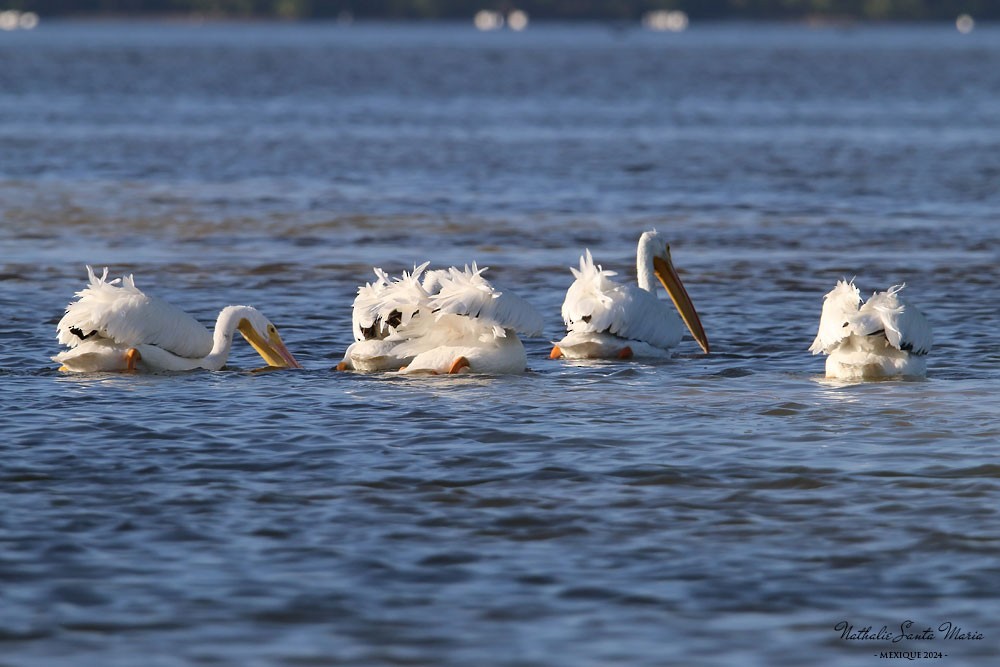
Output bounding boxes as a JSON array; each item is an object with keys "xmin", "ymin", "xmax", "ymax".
[
  {"xmin": 809, "ymin": 280, "xmax": 932, "ymax": 380},
  {"xmin": 551, "ymin": 230, "xmax": 709, "ymax": 360},
  {"xmin": 54, "ymin": 267, "xmax": 301, "ymax": 372},
  {"xmin": 336, "ymin": 263, "xmax": 430, "ymax": 372},
  {"xmin": 338, "ymin": 263, "xmax": 543, "ymax": 375}
]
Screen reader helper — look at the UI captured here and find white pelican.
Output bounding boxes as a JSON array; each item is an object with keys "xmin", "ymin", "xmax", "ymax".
[
  {"xmin": 551, "ymin": 230, "xmax": 710, "ymax": 360},
  {"xmin": 336, "ymin": 263, "xmax": 431, "ymax": 372},
  {"xmin": 53, "ymin": 266, "xmax": 302, "ymax": 372},
  {"xmin": 809, "ymin": 280, "xmax": 932, "ymax": 380},
  {"xmin": 391, "ymin": 263, "xmax": 544, "ymax": 375}
]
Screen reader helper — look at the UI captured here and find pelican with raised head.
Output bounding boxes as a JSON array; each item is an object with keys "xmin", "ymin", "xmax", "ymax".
[
  {"xmin": 53, "ymin": 266, "xmax": 302, "ymax": 372},
  {"xmin": 809, "ymin": 280, "xmax": 932, "ymax": 380},
  {"xmin": 551, "ymin": 230, "xmax": 710, "ymax": 360}
]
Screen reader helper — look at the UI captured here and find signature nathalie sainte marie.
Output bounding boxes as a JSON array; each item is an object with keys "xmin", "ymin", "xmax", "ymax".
[{"xmin": 835, "ymin": 620, "xmax": 984, "ymax": 643}]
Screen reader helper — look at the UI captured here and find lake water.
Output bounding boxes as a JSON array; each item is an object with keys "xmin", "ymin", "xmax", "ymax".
[{"xmin": 1, "ymin": 20, "xmax": 999, "ymax": 666}]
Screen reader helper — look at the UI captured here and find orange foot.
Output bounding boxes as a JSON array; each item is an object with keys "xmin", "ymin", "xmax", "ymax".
[
  {"xmin": 617, "ymin": 346, "xmax": 633, "ymax": 359},
  {"xmin": 549, "ymin": 345, "xmax": 563, "ymax": 359},
  {"xmin": 448, "ymin": 356, "xmax": 471, "ymax": 374},
  {"xmin": 125, "ymin": 348, "xmax": 141, "ymax": 371}
]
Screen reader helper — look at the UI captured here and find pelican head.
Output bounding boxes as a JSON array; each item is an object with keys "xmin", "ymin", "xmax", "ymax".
[
  {"xmin": 639, "ymin": 231, "xmax": 710, "ymax": 354},
  {"xmin": 232, "ymin": 308, "xmax": 302, "ymax": 369}
]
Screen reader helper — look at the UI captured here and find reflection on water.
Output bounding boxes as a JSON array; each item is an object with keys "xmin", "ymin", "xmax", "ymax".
[{"xmin": 0, "ymin": 21, "xmax": 999, "ymax": 667}]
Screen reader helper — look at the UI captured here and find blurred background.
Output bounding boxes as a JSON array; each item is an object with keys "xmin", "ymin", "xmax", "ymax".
[{"xmin": 0, "ymin": 0, "xmax": 998, "ymax": 21}]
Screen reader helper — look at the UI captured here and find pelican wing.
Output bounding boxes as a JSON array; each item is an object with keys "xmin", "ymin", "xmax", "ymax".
[
  {"xmin": 387, "ymin": 311, "xmax": 488, "ymax": 358},
  {"xmin": 427, "ymin": 263, "xmax": 544, "ymax": 337},
  {"xmin": 809, "ymin": 279, "xmax": 862, "ymax": 355},
  {"xmin": 562, "ymin": 250, "xmax": 681, "ymax": 349},
  {"xmin": 855, "ymin": 285, "xmax": 933, "ymax": 355},
  {"xmin": 375, "ymin": 262, "xmax": 432, "ymax": 330},
  {"xmin": 561, "ymin": 250, "xmax": 619, "ymax": 327},
  {"xmin": 57, "ymin": 266, "xmax": 213, "ymax": 358}
]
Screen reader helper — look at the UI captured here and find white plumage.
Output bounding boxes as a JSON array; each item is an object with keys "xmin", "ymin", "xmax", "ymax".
[
  {"xmin": 350, "ymin": 262, "xmax": 430, "ymax": 343},
  {"xmin": 337, "ymin": 263, "xmax": 433, "ymax": 372},
  {"xmin": 337, "ymin": 262, "xmax": 543, "ymax": 374},
  {"xmin": 561, "ymin": 250, "xmax": 679, "ymax": 350},
  {"xmin": 399, "ymin": 263, "xmax": 542, "ymax": 374},
  {"xmin": 809, "ymin": 279, "xmax": 932, "ymax": 379},
  {"xmin": 53, "ymin": 266, "xmax": 301, "ymax": 372},
  {"xmin": 421, "ymin": 263, "xmax": 544, "ymax": 340},
  {"xmin": 57, "ymin": 267, "xmax": 212, "ymax": 358},
  {"xmin": 552, "ymin": 230, "xmax": 709, "ymax": 360}
]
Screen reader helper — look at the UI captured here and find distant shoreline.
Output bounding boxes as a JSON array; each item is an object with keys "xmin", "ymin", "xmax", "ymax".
[{"xmin": 18, "ymin": 13, "xmax": 993, "ymax": 26}]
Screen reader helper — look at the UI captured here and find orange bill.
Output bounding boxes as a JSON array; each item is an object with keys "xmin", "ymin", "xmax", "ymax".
[
  {"xmin": 238, "ymin": 321, "xmax": 303, "ymax": 369},
  {"xmin": 653, "ymin": 249, "xmax": 710, "ymax": 354}
]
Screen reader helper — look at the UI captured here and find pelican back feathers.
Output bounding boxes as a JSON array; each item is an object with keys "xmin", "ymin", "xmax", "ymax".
[
  {"xmin": 562, "ymin": 250, "xmax": 682, "ymax": 350},
  {"xmin": 351, "ymin": 262, "xmax": 431, "ymax": 341},
  {"xmin": 57, "ymin": 266, "xmax": 213, "ymax": 358},
  {"xmin": 809, "ymin": 279, "xmax": 862, "ymax": 355},
  {"xmin": 855, "ymin": 284, "xmax": 933, "ymax": 355},
  {"xmin": 425, "ymin": 263, "xmax": 543, "ymax": 338},
  {"xmin": 810, "ymin": 280, "xmax": 932, "ymax": 357}
]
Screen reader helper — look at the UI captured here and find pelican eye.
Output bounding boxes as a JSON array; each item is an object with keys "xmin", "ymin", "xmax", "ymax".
[{"xmin": 842, "ymin": 322, "xmax": 849, "ymax": 328}]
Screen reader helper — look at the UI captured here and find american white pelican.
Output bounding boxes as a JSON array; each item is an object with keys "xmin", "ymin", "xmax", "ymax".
[
  {"xmin": 809, "ymin": 280, "xmax": 932, "ymax": 380},
  {"xmin": 395, "ymin": 263, "xmax": 544, "ymax": 374},
  {"xmin": 53, "ymin": 266, "xmax": 302, "ymax": 372},
  {"xmin": 336, "ymin": 263, "xmax": 431, "ymax": 372},
  {"xmin": 551, "ymin": 230, "xmax": 710, "ymax": 360}
]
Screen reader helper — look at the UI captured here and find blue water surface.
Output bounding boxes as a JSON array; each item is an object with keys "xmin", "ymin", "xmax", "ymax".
[{"xmin": 1, "ymin": 20, "xmax": 999, "ymax": 666}]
